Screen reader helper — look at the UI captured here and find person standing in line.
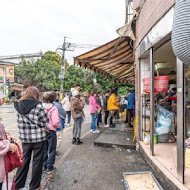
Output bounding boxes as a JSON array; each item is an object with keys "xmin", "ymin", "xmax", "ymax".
[
  {"xmin": 42, "ymin": 92, "xmax": 60, "ymax": 174},
  {"xmin": 14, "ymin": 86, "xmax": 49, "ymax": 190},
  {"xmin": 107, "ymin": 89, "xmax": 119, "ymax": 128},
  {"xmin": 52, "ymin": 91, "xmax": 66, "ymax": 158},
  {"xmin": 103, "ymin": 91, "xmax": 110, "ymax": 127},
  {"xmin": 99, "ymin": 93, "xmax": 104, "ymax": 124},
  {"xmin": 61, "ymin": 93, "xmax": 71, "ymax": 126},
  {"xmin": 70, "ymin": 89, "xmax": 85, "ymax": 145},
  {"xmin": 0, "ymin": 98, "xmax": 18, "ymax": 190},
  {"xmin": 96, "ymin": 92, "xmax": 102, "ymax": 128},
  {"xmin": 52, "ymin": 91, "xmax": 66, "ymax": 133},
  {"xmin": 89, "ymin": 91, "xmax": 101, "ymax": 133},
  {"xmin": 127, "ymin": 89, "xmax": 135, "ymax": 128}
]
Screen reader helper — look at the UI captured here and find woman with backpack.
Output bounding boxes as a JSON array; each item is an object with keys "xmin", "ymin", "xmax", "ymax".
[
  {"xmin": 42, "ymin": 92, "xmax": 60, "ymax": 174},
  {"xmin": 14, "ymin": 86, "xmax": 49, "ymax": 190}
]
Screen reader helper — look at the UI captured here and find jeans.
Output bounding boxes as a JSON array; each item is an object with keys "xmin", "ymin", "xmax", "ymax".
[
  {"xmin": 15, "ymin": 141, "xmax": 45, "ymax": 190},
  {"xmin": 96, "ymin": 113, "xmax": 101, "ymax": 127},
  {"xmin": 43, "ymin": 131, "xmax": 57, "ymax": 170},
  {"xmin": 73, "ymin": 118, "xmax": 82, "ymax": 139},
  {"xmin": 91, "ymin": 113, "xmax": 96, "ymax": 131},
  {"xmin": 0, "ymin": 183, "xmax": 2, "ymax": 190},
  {"xmin": 66, "ymin": 111, "xmax": 71, "ymax": 124}
]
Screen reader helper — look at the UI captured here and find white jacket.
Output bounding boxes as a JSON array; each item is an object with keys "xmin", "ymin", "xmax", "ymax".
[{"xmin": 61, "ymin": 96, "xmax": 71, "ymax": 111}]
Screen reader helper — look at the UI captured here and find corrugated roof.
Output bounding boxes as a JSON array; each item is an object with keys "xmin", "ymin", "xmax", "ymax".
[{"xmin": 74, "ymin": 37, "xmax": 134, "ymax": 83}]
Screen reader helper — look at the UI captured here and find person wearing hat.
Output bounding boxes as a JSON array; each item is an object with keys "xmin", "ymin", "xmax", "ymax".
[{"xmin": 70, "ymin": 89, "xmax": 85, "ymax": 145}]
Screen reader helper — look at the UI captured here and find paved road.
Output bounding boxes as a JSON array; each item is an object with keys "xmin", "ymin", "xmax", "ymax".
[{"xmin": 0, "ymin": 104, "xmax": 170, "ymax": 190}]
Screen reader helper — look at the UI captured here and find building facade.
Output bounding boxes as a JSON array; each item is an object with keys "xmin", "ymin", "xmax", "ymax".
[{"xmin": 134, "ymin": 0, "xmax": 190, "ymax": 189}]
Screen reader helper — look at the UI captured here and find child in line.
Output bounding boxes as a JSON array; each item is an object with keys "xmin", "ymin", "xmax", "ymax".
[{"xmin": 42, "ymin": 92, "xmax": 60, "ymax": 174}]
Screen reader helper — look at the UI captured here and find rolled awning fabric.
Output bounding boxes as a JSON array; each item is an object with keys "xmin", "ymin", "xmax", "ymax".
[{"xmin": 172, "ymin": 0, "xmax": 190, "ymax": 64}]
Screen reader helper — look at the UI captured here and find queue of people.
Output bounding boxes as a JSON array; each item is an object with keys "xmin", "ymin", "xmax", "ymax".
[
  {"xmin": 0, "ymin": 84, "xmax": 84, "ymax": 190},
  {"xmin": 0, "ymin": 84, "xmax": 135, "ymax": 190}
]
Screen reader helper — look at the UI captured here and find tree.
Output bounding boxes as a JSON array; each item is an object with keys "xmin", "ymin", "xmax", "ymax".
[
  {"xmin": 16, "ymin": 51, "xmax": 134, "ymax": 94},
  {"xmin": 64, "ymin": 65, "xmax": 85, "ymax": 91},
  {"xmin": 84, "ymin": 70, "xmax": 95, "ymax": 92},
  {"xmin": 117, "ymin": 84, "xmax": 135, "ymax": 96},
  {"xmin": 15, "ymin": 51, "xmax": 61, "ymax": 91},
  {"xmin": 95, "ymin": 74, "xmax": 113, "ymax": 92},
  {"xmin": 64, "ymin": 65, "xmax": 95, "ymax": 92}
]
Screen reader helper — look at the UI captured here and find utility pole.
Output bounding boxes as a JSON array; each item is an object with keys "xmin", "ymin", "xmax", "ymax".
[
  {"xmin": 56, "ymin": 38, "xmax": 99, "ymax": 100},
  {"xmin": 59, "ymin": 37, "xmax": 66, "ymax": 100}
]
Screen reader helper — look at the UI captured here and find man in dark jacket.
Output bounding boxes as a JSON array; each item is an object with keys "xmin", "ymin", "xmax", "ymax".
[{"xmin": 103, "ymin": 91, "xmax": 109, "ymax": 127}]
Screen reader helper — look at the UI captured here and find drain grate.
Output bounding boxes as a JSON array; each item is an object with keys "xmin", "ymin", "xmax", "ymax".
[{"xmin": 123, "ymin": 171, "xmax": 163, "ymax": 190}]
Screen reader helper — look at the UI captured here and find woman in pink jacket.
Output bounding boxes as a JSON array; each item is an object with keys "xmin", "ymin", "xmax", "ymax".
[
  {"xmin": 89, "ymin": 91, "xmax": 101, "ymax": 133},
  {"xmin": 0, "ymin": 98, "xmax": 18, "ymax": 190},
  {"xmin": 42, "ymin": 92, "xmax": 60, "ymax": 174}
]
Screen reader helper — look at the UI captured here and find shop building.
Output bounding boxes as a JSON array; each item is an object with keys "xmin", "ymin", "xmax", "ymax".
[{"xmin": 134, "ymin": 0, "xmax": 190, "ymax": 189}]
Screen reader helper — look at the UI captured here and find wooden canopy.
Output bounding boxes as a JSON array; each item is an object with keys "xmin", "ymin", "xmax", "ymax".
[{"xmin": 74, "ymin": 37, "xmax": 134, "ymax": 83}]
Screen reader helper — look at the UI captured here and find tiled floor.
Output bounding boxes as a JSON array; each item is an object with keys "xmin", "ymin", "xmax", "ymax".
[{"xmin": 144, "ymin": 142, "xmax": 190, "ymax": 189}]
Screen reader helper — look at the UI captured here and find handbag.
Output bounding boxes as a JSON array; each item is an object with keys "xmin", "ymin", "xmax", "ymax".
[
  {"xmin": 5, "ymin": 143, "xmax": 23, "ymax": 173},
  {"xmin": 95, "ymin": 107, "xmax": 101, "ymax": 114},
  {"xmin": 5, "ymin": 142, "xmax": 24, "ymax": 190},
  {"xmin": 74, "ymin": 113, "xmax": 82, "ymax": 120}
]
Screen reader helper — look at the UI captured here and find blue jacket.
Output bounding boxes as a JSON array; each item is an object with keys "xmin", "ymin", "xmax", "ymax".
[
  {"xmin": 53, "ymin": 101, "xmax": 66, "ymax": 119},
  {"xmin": 127, "ymin": 91, "xmax": 135, "ymax": 110}
]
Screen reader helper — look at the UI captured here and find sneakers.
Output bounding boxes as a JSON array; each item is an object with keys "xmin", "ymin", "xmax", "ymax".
[
  {"xmin": 72, "ymin": 137, "xmax": 76, "ymax": 144},
  {"xmin": 90, "ymin": 129, "xmax": 93, "ymax": 132},
  {"xmin": 93, "ymin": 130, "xmax": 100, "ymax": 134},
  {"xmin": 46, "ymin": 167, "xmax": 56, "ymax": 174},
  {"xmin": 104, "ymin": 124, "xmax": 109, "ymax": 128},
  {"xmin": 56, "ymin": 151, "xmax": 61, "ymax": 159}
]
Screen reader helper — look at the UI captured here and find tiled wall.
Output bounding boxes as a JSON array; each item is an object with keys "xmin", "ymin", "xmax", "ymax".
[{"xmin": 134, "ymin": 0, "xmax": 176, "ymax": 47}]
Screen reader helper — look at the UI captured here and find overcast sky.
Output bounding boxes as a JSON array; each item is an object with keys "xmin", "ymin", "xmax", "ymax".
[{"xmin": 0, "ymin": 0, "xmax": 125, "ymax": 64}]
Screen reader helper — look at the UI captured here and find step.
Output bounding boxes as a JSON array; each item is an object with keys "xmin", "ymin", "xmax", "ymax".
[{"xmin": 94, "ymin": 128, "xmax": 136, "ymax": 150}]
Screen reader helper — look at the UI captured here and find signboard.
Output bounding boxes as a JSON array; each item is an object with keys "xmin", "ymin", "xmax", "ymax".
[{"xmin": 0, "ymin": 65, "xmax": 15, "ymax": 83}]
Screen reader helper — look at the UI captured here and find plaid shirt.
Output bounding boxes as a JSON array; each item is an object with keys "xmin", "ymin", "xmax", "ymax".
[{"xmin": 17, "ymin": 103, "xmax": 49, "ymax": 143}]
